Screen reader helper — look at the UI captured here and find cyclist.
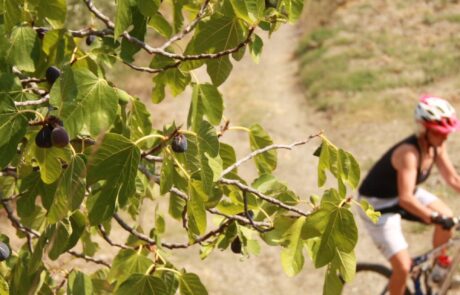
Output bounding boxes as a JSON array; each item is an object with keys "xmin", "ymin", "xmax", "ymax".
[{"xmin": 358, "ymin": 95, "xmax": 460, "ymax": 295}]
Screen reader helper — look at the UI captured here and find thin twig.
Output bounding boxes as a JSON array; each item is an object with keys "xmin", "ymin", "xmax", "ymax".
[
  {"xmin": 98, "ymin": 224, "xmax": 130, "ymax": 250},
  {"xmin": 143, "ymin": 155, "xmax": 163, "ymax": 162},
  {"xmin": 220, "ymin": 131, "xmax": 323, "ymax": 178},
  {"xmin": 122, "ymin": 60, "xmax": 181, "ymax": 73},
  {"xmin": 159, "ymin": 0, "xmax": 211, "ymax": 50},
  {"xmin": 67, "ymin": 250, "xmax": 110, "ymax": 268},
  {"xmin": 219, "ymin": 178, "xmax": 311, "ymax": 217}
]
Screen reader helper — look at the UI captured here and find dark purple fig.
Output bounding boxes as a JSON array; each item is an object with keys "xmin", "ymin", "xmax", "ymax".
[
  {"xmin": 36, "ymin": 27, "xmax": 47, "ymax": 39},
  {"xmin": 0, "ymin": 243, "xmax": 10, "ymax": 261},
  {"xmin": 51, "ymin": 126, "xmax": 70, "ymax": 148},
  {"xmin": 35, "ymin": 125, "xmax": 53, "ymax": 148},
  {"xmin": 231, "ymin": 237, "xmax": 242, "ymax": 254},
  {"xmin": 265, "ymin": 0, "xmax": 278, "ymax": 8},
  {"xmin": 171, "ymin": 134, "xmax": 188, "ymax": 153},
  {"xmin": 47, "ymin": 115, "xmax": 64, "ymax": 128},
  {"xmin": 46, "ymin": 66, "xmax": 61, "ymax": 86},
  {"xmin": 86, "ymin": 35, "xmax": 96, "ymax": 46}
]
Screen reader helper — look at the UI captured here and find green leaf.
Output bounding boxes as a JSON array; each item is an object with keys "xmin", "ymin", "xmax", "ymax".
[
  {"xmin": 120, "ymin": 8, "xmax": 147, "ymax": 62},
  {"xmin": 359, "ymin": 199, "xmax": 381, "ymax": 223},
  {"xmin": 115, "ymin": 0, "xmax": 137, "ymax": 38},
  {"xmin": 33, "ymin": 143, "xmax": 72, "ymax": 184},
  {"xmin": 195, "ymin": 84, "xmax": 224, "ymax": 126},
  {"xmin": 230, "ymin": 0, "xmax": 265, "ymax": 25},
  {"xmin": 137, "ymin": 0, "xmax": 160, "ymax": 17},
  {"xmin": 86, "ymin": 133, "xmax": 141, "ymax": 224},
  {"xmin": 186, "ymin": 15, "xmax": 246, "ymax": 54},
  {"xmin": 149, "ymin": 12, "xmax": 173, "ymax": 38},
  {"xmin": 196, "ymin": 120, "xmax": 220, "ymax": 193},
  {"xmin": 169, "ymin": 190, "xmax": 186, "ymax": 220},
  {"xmin": 261, "ymin": 215, "xmax": 296, "ymax": 246},
  {"xmin": 219, "ymin": 142, "xmax": 237, "ymax": 171},
  {"xmin": 161, "ymin": 271, "xmax": 179, "ymax": 295},
  {"xmin": 48, "ymin": 219, "xmax": 72, "ymax": 260},
  {"xmin": 249, "ymin": 124, "xmax": 276, "ymax": 174},
  {"xmin": 7, "ymin": 26, "xmax": 40, "ymax": 72},
  {"xmin": 0, "ymin": 98, "xmax": 28, "ymax": 167},
  {"xmin": 187, "ymin": 180, "xmax": 207, "ymax": 236},
  {"xmin": 68, "ymin": 271, "xmax": 94, "ymax": 295},
  {"xmin": 153, "ymin": 68, "xmax": 191, "ymax": 102},
  {"xmin": 38, "ymin": 0, "xmax": 67, "ymax": 28},
  {"xmin": 0, "ymin": 274, "xmax": 9, "ymax": 295},
  {"xmin": 179, "ymin": 273, "xmax": 208, "ymax": 295},
  {"xmin": 315, "ymin": 204, "xmax": 357, "ymax": 268},
  {"xmin": 4, "ymin": 1, "xmax": 22, "ymax": 33},
  {"xmin": 338, "ymin": 149, "xmax": 360, "ymax": 189},
  {"xmin": 286, "ymin": 0, "xmax": 305, "ymax": 23},
  {"xmin": 317, "ymin": 141, "xmax": 329, "ymax": 187},
  {"xmin": 160, "ymin": 153, "xmax": 174, "ymax": 195},
  {"xmin": 42, "ymin": 30, "xmax": 77, "ymax": 67},
  {"xmin": 281, "ymin": 217, "xmax": 306, "ymax": 276},
  {"xmin": 116, "ymin": 274, "xmax": 167, "ymax": 295},
  {"xmin": 47, "ymin": 155, "xmax": 86, "ymax": 223},
  {"xmin": 333, "ymin": 249, "xmax": 356, "ymax": 282},
  {"xmin": 323, "ymin": 263, "xmax": 343, "ymax": 295},
  {"xmin": 249, "ymin": 34, "xmax": 263, "ymax": 64},
  {"xmin": 51, "ymin": 67, "xmax": 119, "ymax": 138},
  {"xmin": 206, "ymin": 56, "xmax": 233, "ymax": 87},
  {"xmin": 127, "ymin": 98, "xmax": 152, "ymax": 141},
  {"xmin": 109, "ymin": 249, "xmax": 153, "ymax": 284}
]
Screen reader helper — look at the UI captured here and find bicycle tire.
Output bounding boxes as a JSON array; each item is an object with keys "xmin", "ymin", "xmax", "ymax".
[{"xmin": 341, "ymin": 263, "xmax": 411, "ymax": 295}]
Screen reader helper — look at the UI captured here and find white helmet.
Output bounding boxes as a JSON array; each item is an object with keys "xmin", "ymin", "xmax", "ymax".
[{"xmin": 415, "ymin": 95, "xmax": 459, "ymax": 135}]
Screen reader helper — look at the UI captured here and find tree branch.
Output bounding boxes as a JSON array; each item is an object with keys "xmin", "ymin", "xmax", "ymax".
[
  {"xmin": 220, "ymin": 131, "xmax": 323, "ymax": 178},
  {"xmin": 67, "ymin": 250, "xmax": 110, "ymax": 268},
  {"xmin": 219, "ymin": 178, "xmax": 311, "ymax": 217},
  {"xmin": 14, "ymin": 95, "xmax": 50, "ymax": 107},
  {"xmin": 98, "ymin": 224, "xmax": 130, "ymax": 250}
]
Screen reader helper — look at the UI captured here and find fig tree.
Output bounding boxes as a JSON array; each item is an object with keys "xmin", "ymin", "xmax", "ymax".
[
  {"xmin": 230, "ymin": 237, "xmax": 242, "ymax": 254},
  {"xmin": 35, "ymin": 125, "xmax": 53, "ymax": 148},
  {"xmin": 46, "ymin": 66, "xmax": 61, "ymax": 86},
  {"xmin": 0, "ymin": 242, "xmax": 10, "ymax": 261},
  {"xmin": 86, "ymin": 35, "xmax": 96, "ymax": 46},
  {"xmin": 51, "ymin": 126, "xmax": 70, "ymax": 148},
  {"xmin": 171, "ymin": 134, "xmax": 188, "ymax": 153}
]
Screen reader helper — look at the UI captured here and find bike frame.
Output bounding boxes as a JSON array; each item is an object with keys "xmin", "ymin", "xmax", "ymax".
[{"xmin": 407, "ymin": 226, "xmax": 460, "ymax": 295}]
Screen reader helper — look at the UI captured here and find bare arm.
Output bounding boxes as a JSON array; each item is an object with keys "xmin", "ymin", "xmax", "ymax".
[
  {"xmin": 436, "ymin": 143, "xmax": 460, "ymax": 192},
  {"xmin": 392, "ymin": 144, "xmax": 433, "ymax": 223}
]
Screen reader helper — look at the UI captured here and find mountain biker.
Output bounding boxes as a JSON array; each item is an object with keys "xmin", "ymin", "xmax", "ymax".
[{"xmin": 358, "ymin": 95, "xmax": 460, "ymax": 295}]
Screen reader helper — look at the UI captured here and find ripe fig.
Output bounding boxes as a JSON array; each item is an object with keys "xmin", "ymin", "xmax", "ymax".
[
  {"xmin": 86, "ymin": 35, "xmax": 96, "ymax": 46},
  {"xmin": 36, "ymin": 27, "xmax": 47, "ymax": 39},
  {"xmin": 35, "ymin": 125, "xmax": 53, "ymax": 148},
  {"xmin": 230, "ymin": 237, "xmax": 242, "ymax": 254},
  {"xmin": 0, "ymin": 242, "xmax": 10, "ymax": 261},
  {"xmin": 171, "ymin": 134, "xmax": 188, "ymax": 153},
  {"xmin": 46, "ymin": 66, "xmax": 61, "ymax": 86},
  {"xmin": 51, "ymin": 126, "xmax": 70, "ymax": 148}
]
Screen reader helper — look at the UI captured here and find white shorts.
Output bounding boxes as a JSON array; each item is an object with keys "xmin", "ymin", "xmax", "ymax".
[{"xmin": 358, "ymin": 187, "xmax": 438, "ymax": 260}]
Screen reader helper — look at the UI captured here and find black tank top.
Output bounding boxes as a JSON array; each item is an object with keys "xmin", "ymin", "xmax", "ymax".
[{"xmin": 358, "ymin": 135, "xmax": 436, "ymax": 198}]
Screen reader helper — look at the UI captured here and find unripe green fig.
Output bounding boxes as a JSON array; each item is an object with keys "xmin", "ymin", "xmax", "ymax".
[
  {"xmin": 231, "ymin": 237, "xmax": 242, "ymax": 254},
  {"xmin": 171, "ymin": 134, "xmax": 188, "ymax": 153},
  {"xmin": 35, "ymin": 125, "xmax": 53, "ymax": 148},
  {"xmin": 0, "ymin": 242, "xmax": 10, "ymax": 261},
  {"xmin": 51, "ymin": 126, "xmax": 70, "ymax": 148},
  {"xmin": 46, "ymin": 66, "xmax": 61, "ymax": 86}
]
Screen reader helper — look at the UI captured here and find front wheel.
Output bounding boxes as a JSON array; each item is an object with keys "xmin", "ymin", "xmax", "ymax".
[{"xmin": 341, "ymin": 263, "xmax": 410, "ymax": 295}]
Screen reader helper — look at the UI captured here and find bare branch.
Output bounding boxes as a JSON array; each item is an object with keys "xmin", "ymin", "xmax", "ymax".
[
  {"xmin": 219, "ymin": 178, "xmax": 311, "ymax": 217},
  {"xmin": 98, "ymin": 224, "xmax": 130, "ymax": 250},
  {"xmin": 82, "ymin": 0, "xmax": 114, "ymax": 29},
  {"xmin": 143, "ymin": 155, "xmax": 163, "ymax": 162},
  {"xmin": 14, "ymin": 95, "xmax": 50, "ymax": 107},
  {"xmin": 20, "ymin": 77, "xmax": 46, "ymax": 84},
  {"xmin": 67, "ymin": 250, "xmax": 110, "ymax": 268},
  {"xmin": 159, "ymin": 0, "xmax": 211, "ymax": 50},
  {"xmin": 122, "ymin": 60, "xmax": 181, "ymax": 73},
  {"xmin": 220, "ymin": 131, "xmax": 323, "ymax": 178}
]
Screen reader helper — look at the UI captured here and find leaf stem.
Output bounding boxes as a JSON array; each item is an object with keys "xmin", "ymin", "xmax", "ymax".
[
  {"xmin": 155, "ymin": 267, "xmax": 182, "ymax": 277},
  {"xmin": 228, "ymin": 126, "xmax": 251, "ymax": 133},
  {"xmin": 18, "ymin": 110, "xmax": 45, "ymax": 122},
  {"xmin": 166, "ymin": 148, "xmax": 190, "ymax": 179},
  {"xmin": 179, "ymin": 130, "xmax": 197, "ymax": 137},
  {"xmin": 135, "ymin": 134, "xmax": 167, "ymax": 146}
]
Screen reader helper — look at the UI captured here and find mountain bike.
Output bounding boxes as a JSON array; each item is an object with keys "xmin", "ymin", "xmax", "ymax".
[{"xmin": 342, "ymin": 222, "xmax": 460, "ymax": 295}]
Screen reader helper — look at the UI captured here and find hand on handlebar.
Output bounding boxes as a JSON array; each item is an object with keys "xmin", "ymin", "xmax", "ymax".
[{"xmin": 431, "ymin": 212, "xmax": 459, "ymax": 230}]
